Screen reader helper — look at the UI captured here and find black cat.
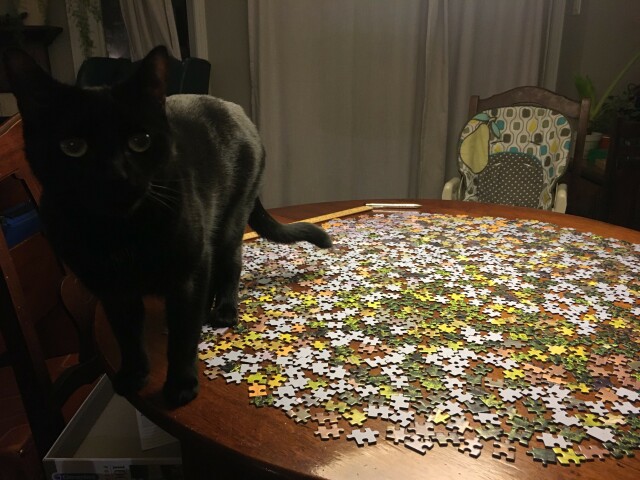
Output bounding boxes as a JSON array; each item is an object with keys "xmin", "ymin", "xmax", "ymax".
[{"xmin": 4, "ymin": 46, "xmax": 331, "ymax": 406}]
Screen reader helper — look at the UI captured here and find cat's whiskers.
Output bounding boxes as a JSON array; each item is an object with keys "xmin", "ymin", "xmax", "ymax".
[
  {"xmin": 150, "ymin": 177, "xmax": 184, "ymax": 184},
  {"xmin": 149, "ymin": 183, "xmax": 181, "ymax": 194},
  {"xmin": 148, "ymin": 193, "xmax": 176, "ymax": 213},
  {"xmin": 147, "ymin": 182, "xmax": 180, "ymax": 213}
]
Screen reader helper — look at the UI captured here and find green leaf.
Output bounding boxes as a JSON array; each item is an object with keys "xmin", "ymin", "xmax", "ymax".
[
  {"xmin": 575, "ymin": 49, "xmax": 640, "ymax": 122},
  {"xmin": 574, "ymin": 74, "xmax": 596, "ymax": 117}
]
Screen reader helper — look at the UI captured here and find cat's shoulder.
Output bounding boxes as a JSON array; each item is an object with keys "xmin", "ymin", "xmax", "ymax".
[
  {"xmin": 166, "ymin": 95, "xmax": 257, "ymax": 142},
  {"xmin": 166, "ymin": 94, "xmax": 246, "ymax": 121}
]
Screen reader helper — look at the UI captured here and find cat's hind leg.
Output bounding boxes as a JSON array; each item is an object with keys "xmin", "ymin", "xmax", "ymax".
[
  {"xmin": 102, "ymin": 294, "xmax": 149, "ymax": 395},
  {"xmin": 209, "ymin": 228, "xmax": 244, "ymax": 328}
]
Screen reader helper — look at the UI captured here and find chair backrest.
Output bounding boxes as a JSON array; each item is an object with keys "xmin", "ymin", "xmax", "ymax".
[
  {"xmin": 0, "ymin": 115, "xmax": 100, "ymax": 460},
  {"xmin": 457, "ymin": 86, "xmax": 590, "ymax": 210},
  {"xmin": 76, "ymin": 55, "xmax": 211, "ymax": 95}
]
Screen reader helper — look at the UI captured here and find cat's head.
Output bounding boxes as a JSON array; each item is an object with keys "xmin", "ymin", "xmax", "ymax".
[{"xmin": 4, "ymin": 46, "xmax": 173, "ymax": 216}]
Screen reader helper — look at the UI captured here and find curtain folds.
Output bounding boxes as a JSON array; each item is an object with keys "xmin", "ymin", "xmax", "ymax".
[
  {"xmin": 421, "ymin": 1, "xmax": 550, "ymax": 195},
  {"xmin": 417, "ymin": 0, "xmax": 448, "ymax": 198},
  {"xmin": 248, "ymin": 0, "xmax": 558, "ymax": 207},
  {"xmin": 119, "ymin": 0, "xmax": 182, "ymax": 60}
]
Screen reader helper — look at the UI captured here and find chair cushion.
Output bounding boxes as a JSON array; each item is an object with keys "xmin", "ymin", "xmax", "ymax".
[
  {"xmin": 457, "ymin": 106, "xmax": 572, "ymax": 210},
  {"xmin": 472, "ymin": 151, "xmax": 544, "ymax": 208}
]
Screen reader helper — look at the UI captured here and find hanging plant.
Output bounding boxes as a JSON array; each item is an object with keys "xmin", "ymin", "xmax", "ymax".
[{"xmin": 66, "ymin": 0, "xmax": 102, "ymax": 59}]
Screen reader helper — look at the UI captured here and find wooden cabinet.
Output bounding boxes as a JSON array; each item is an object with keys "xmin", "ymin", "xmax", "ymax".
[
  {"xmin": 604, "ymin": 119, "xmax": 640, "ymax": 230},
  {"xmin": 567, "ymin": 173, "xmax": 608, "ymax": 221},
  {"xmin": 568, "ymin": 119, "xmax": 640, "ymax": 230}
]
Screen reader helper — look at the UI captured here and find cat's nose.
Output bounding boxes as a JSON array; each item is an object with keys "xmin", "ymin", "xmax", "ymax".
[
  {"xmin": 109, "ymin": 160, "xmax": 147, "ymax": 191},
  {"xmin": 105, "ymin": 157, "xmax": 127, "ymax": 182},
  {"xmin": 110, "ymin": 158, "xmax": 130, "ymax": 181},
  {"xmin": 108, "ymin": 182, "xmax": 147, "ymax": 215}
]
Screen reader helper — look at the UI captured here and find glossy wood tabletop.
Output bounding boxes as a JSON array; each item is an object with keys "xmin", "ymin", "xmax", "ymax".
[{"xmin": 94, "ymin": 200, "xmax": 640, "ymax": 480}]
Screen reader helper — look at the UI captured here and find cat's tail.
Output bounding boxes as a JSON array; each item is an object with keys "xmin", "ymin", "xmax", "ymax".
[{"xmin": 248, "ymin": 198, "xmax": 332, "ymax": 248}]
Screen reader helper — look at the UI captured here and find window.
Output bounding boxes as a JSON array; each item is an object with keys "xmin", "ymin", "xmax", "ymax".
[{"xmin": 99, "ymin": 0, "xmax": 190, "ymax": 59}]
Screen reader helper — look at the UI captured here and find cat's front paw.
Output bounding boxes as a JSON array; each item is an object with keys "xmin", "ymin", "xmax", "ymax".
[
  {"xmin": 112, "ymin": 367, "xmax": 149, "ymax": 396},
  {"xmin": 209, "ymin": 303, "xmax": 238, "ymax": 327},
  {"xmin": 163, "ymin": 376, "xmax": 199, "ymax": 407}
]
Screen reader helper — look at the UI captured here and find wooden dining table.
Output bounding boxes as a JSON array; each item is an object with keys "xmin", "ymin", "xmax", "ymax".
[{"xmin": 94, "ymin": 199, "xmax": 640, "ymax": 480}]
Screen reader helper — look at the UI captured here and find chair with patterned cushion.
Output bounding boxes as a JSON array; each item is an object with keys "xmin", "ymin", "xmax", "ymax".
[{"xmin": 442, "ymin": 86, "xmax": 590, "ymax": 213}]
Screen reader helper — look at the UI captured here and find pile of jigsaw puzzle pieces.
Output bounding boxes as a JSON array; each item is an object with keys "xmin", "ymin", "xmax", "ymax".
[{"xmin": 199, "ymin": 212, "xmax": 640, "ymax": 466}]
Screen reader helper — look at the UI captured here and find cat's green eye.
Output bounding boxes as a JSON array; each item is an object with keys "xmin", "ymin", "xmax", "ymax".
[
  {"xmin": 59, "ymin": 138, "xmax": 88, "ymax": 158},
  {"xmin": 128, "ymin": 133, "xmax": 151, "ymax": 153}
]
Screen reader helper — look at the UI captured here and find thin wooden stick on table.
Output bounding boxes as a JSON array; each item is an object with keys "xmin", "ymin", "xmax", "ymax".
[{"xmin": 242, "ymin": 205, "xmax": 373, "ymax": 241}]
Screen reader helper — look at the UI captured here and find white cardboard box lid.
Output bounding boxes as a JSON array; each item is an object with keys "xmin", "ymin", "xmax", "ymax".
[{"xmin": 44, "ymin": 375, "xmax": 181, "ymax": 465}]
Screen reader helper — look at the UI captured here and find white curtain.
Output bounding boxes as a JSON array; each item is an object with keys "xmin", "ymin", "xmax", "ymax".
[
  {"xmin": 420, "ymin": 1, "xmax": 550, "ymax": 196},
  {"xmin": 249, "ymin": 0, "xmax": 556, "ymax": 207},
  {"xmin": 119, "ymin": 0, "xmax": 182, "ymax": 60}
]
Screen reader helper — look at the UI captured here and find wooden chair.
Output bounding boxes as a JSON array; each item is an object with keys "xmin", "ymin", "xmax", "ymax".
[
  {"xmin": 469, "ymin": 86, "xmax": 590, "ymax": 169},
  {"xmin": 76, "ymin": 55, "xmax": 211, "ymax": 95},
  {"xmin": 442, "ymin": 86, "xmax": 590, "ymax": 213},
  {"xmin": 0, "ymin": 115, "xmax": 101, "ymax": 479},
  {"xmin": 604, "ymin": 118, "xmax": 640, "ymax": 229}
]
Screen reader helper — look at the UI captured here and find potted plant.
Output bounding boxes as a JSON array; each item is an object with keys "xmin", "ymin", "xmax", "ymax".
[
  {"xmin": 593, "ymin": 83, "xmax": 639, "ymax": 130},
  {"xmin": 575, "ymin": 49, "xmax": 640, "ymax": 155}
]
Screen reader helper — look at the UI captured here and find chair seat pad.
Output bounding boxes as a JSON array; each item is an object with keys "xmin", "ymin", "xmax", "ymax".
[{"xmin": 473, "ymin": 151, "xmax": 544, "ymax": 208}]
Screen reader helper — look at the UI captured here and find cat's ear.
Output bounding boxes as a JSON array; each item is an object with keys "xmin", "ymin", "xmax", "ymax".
[
  {"xmin": 3, "ymin": 48, "xmax": 57, "ymax": 117},
  {"xmin": 132, "ymin": 46, "xmax": 170, "ymax": 107}
]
